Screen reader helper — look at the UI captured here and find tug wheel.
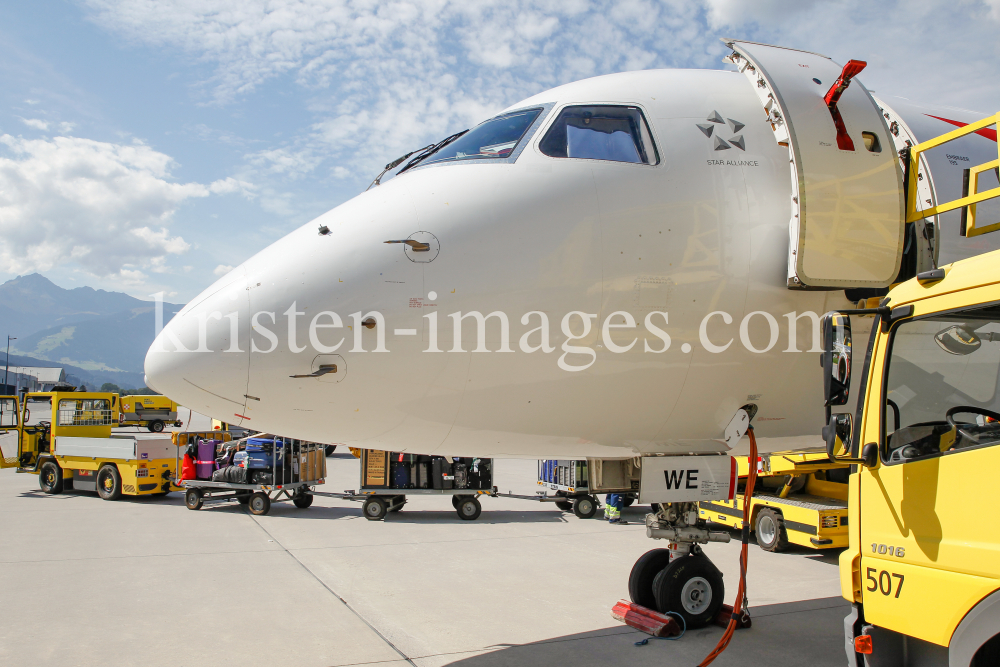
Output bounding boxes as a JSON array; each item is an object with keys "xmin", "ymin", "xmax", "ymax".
[
  {"xmin": 755, "ymin": 508, "xmax": 789, "ymax": 552},
  {"xmin": 39, "ymin": 461, "xmax": 63, "ymax": 494},
  {"xmin": 628, "ymin": 548, "xmax": 673, "ymax": 610},
  {"xmin": 652, "ymin": 554, "xmax": 725, "ymax": 628},
  {"xmin": 96, "ymin": 465, "xmax": 123, "ymax": 501}
]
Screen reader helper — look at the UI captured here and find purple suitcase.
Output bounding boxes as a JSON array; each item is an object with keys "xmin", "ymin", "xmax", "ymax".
[{"xmin": 196, "ymin": 439, "xmax": 219, "ymax": 480}]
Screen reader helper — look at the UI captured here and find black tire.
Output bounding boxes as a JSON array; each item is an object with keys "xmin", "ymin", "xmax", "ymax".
[
  {"xmin": 456, "ymin": 496, "xmax": 482, "ymax": 520},
  {"xmin": 573, "ymin": 495, "xmax": 597, "ymax": 519},
  {"xmin": 628, "ymin": 548, "xmax": 673, "ymax": 609},
  {"xmin": 96, "ymin": 465, "xmax": 123, "ymax": 500},
  {"xmin": 249, "ymin": 492, "xmax": 271, "ymax": 515},
  {"xmin": 39, "ymin": 461, "xmax": 63, "ymax": 494},
  {"xmin": 185, "ymin": 488, "xmax": 204, "ymax": 510},
  {"xmin": 363, "ymin": 496, "xmax": 388, "ymax": 521},
  {"xmin": 150, "ymin": 420, "xmax": 164, "ymax": 433},
  {"xmin": 451, "ymin": 495, "xmax": 461, "ymax": 508},
  {"xmin": 293, "ymin": 493, "xmax": 314, "ymax": 509},
  {"xmin": 623, "ymin": 495, "xmax": 635, "ymax": 508},
  {"xmin": 755, "ymin": 508, "xmax": 789, "ymax": 552},
  {"xmin": 236, "ymin": 492, "xmax": 251, "ymax": 505},
  {"xmin": 652, "ymin": 554, "xmax": 725, "ymax": 629},
  {"xmin": 554, "ymin": 500, "xmax": 573, "ymax": 511},
  {"xmin": 325, "ymin": 445, "xmax": 337, "ymax": 456}
]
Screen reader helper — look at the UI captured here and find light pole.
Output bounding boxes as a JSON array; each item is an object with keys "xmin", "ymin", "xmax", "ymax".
[{"xmin": 3, "ymin": 336, "xmax": 14, "ymax": 394}]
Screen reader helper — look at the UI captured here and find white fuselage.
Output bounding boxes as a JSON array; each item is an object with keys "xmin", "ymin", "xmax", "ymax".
[{"xmin": 144, "ymin": 66, "xmax": 1000, "ymax": 459}]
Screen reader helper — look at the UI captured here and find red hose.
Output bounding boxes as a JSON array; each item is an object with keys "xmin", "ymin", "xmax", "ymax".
[{"xmin": 698, "ymin": 425, "xmax": 759, "ymax": 667}]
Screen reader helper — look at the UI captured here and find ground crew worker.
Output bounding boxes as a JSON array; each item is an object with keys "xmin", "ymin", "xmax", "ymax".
[{"xmin": 605, "ymin": 493, "xmax": 627, "ymax": 524}]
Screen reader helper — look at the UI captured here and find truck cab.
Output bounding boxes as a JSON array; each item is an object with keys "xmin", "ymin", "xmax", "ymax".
[{"xmin": 825, "ymin": 253, "xmax": 1000, "ymax": 666}]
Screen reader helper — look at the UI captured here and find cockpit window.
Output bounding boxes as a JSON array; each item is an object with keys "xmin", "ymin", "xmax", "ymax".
[
  {"xmin": 419, "ymin": 109, "xmax": 542, "ymax": 166},
  {"xmin": 539, "ymin": 105, "xmax": 658, "ymax": 165},
  {"xmin": 882, "ymin": 305, "xmax": 1000, "ymax": 464}
]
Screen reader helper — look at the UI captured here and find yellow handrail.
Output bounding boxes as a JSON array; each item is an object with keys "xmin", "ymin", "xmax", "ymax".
[{"xmin": 906, "ymin": 111, "xmax": 1000, "ymax": 238}]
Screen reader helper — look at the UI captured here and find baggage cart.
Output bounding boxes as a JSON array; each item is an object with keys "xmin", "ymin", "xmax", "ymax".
[
  {"xmin": 536, "ymin": 459, "xmax": 640, "ymax": 518},
  {"xmin": 338, "ymin": 450, "xmax": 497, "ymax": 521},
  {"xmin": 178, "ymin": 435, "xmax": 326, "ymax": 516}
]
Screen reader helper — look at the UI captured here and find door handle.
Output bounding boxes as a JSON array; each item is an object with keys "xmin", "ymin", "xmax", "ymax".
[
  {"xmin": 384, "ymin": 239, "xmax": 430, "ymax": 251},
  {"xmin": 290, "ymin": 364, "xmax": 338, "ymax": 379}
]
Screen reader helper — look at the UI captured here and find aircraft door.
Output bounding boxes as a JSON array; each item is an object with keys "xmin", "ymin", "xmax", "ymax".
[
  {"xmin": 0, "ymin": 396, "xmax": 21, "ymax": 468},
  {"xmin": 725, "ymin": 40, "xmax": 904, "ymax": 290}
]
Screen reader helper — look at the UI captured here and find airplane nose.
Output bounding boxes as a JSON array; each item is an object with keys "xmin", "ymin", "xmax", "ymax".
[{"xmin": 144, "ymin": 267, "xmax": 252, "ymax": 424}]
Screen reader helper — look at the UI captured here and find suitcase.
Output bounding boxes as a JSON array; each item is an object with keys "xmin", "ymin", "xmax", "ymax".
[
  {"xmin": 432, "ymin": 458, "xmax": 453, "ymax": 489},
  {"xmin": 196, "ymin": 439, "xmax": 219, "ymax": 480},
  {"xmin": 454, "ymin": 462, "xmax": 468, "ymax": 489},
  {"xmin": 391, "ymin": 461, "xmax": 410, "ymax": 489},
  {"xmin": 412, "ymin": 462, "xmax": 430, "ymax": 488}
]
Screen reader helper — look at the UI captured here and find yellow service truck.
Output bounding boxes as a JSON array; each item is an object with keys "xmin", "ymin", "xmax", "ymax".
[
  {"xmin": 699, "ymin": 448, "xmax": 850, "ymax": 552},
  {"xmin": 0, "ymin": 391, "xmax": 178, "ymax": 498},
  {"xmin": 822, "ymin": 252, "xmax": 1000, "ymax": 665},
  {"xmin": 118, "ymin": 394, "xmax": 182, "ymax": 432}
]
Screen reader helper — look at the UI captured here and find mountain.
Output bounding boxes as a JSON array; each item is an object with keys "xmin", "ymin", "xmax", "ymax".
[
  {"xmin": 0, "ymin": 274, "xmax": 183, "ymax": 376},
  {"xmin": 2, "ymin": 352, "xmax": 146, "ymax": 391}
]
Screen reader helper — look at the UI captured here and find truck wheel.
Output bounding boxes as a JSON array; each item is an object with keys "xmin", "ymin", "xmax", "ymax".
[
  {"xmin": 293, "ymin": 493, "xmax": 314, "ymax": 509},
  {"xmin": 236, "ymin": 492, "xmax": 251, "ymax": 505},
  {"xmin": 150, "ymin": 420, "xmax": 164, "ymax": 433},
  {"xmin": 628, "ymin": 548, "xmax": 673, "ymax": 609},
  {"xmin": 363, "ymin": 496, "xmax": 387, "ymax": 521},
  {"xmin": 573, "ymin": 495, "xmax": 597, "ymax": 519},
  {"xmin": 96, "ymin": 465, "xmax": 123, "ymax": 500},
  {"xmin": 653, "ymin": 554, "xmax": 725, "ymax": 628},
  {"xmin": 755, "ymin": 508, "xmax": 789, "ymax": 552},
  {"xmin": 249, "ymin": 492, "xmax": 271, "ymax": 515},
  {"xmin": 185, "ymin": 488, "xmax": 204, "ymax": 510},
  {"xmin": 39, "ymin": 461, "xmax": 63, "ymax": 494},
  {"xmin": 456, "ymin": 496, "xmax": 481, "ymax": 520},
  {"xmin": 325, "ymin": 445, "xmax": 337, "ymax": 456}
]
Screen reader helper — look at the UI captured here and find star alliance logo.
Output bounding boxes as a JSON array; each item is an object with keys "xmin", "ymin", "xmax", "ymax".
[{"xmin": 697, "ymin": 110, "xmax": 745, "ymax": 151}]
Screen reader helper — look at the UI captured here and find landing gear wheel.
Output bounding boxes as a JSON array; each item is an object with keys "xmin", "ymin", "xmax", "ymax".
[
  {"xmin": 755, "ymin": 508, "xmax": 789, "ymax": 552},
  {"xmin": 236, "ymin": 492, "xmax": 251, "ymax": 505},
  {"xmin": 456, "ymin": 496, "xmax": 482, "ymax": 520},
  {"xmin": 325, "ymin": 445, "xmax": 337, "ymax": 456},
  {"xmin": 293, "ymin": 493, "xmax": 314, "ymax": 509},
  {"xmin": 572, "ymin": 495, "xmax": 597, "ymax": 519},
  {"xmin": 248, "ymin": 492, "xmax": 271, "ymax": 516},
  {"xmin": 652, "ymin": 554, "xmax": 725, "ymax": 628},
  {"xmin": 96, "ymin": 465, "xmax": 123, "ymax": 500},
  {"xmin": 39, "ymin": 461, "xmax": 63, "ymax": 494},
  {"xmin": 623, "ymin": 495, "xmax": 635, "ymax": 508},
  {"xmin": 150, "ymin": 420, "xmax": 165, "ymax": 433},
  {"xmin": 363, "ymin": 496, "xmax": 388, "ymax": 521},
  {"xmin": 185, "ymin": 488, "xmax": 204, "ymax": 510},
  {"xmin": 628, "ymin": 548, "xmax": 673, "ymax": 610}
]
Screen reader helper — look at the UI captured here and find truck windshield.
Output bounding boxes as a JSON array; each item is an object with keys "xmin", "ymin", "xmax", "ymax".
[
  {"xmin": 57, "ymin": 399, "xmax": 112, "ymax": 426},
  {"xmin": 883, "ymin": 305, "xmax": 1000, "ymax": 463},
  {"xmin": 418, "ymin": 108, "xmax": 541, "ymax": 166}
]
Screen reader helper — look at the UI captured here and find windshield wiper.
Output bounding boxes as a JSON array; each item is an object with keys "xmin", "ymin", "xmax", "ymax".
[
  {"xmin": 395, "ymin": 129, "xmax": 469, "ymax": 176},
  {"xmin": 367, "ymin": 144, "xmax": 434, "ymax": 190}
]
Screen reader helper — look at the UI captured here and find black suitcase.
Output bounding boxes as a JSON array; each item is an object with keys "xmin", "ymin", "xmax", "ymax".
[
  {"xmin": 432, "ymin": 458, "xmax": 454, "ymax": 490},
  {"xmin": 411, "ymin": 462, "xmax": 430, "ymax": 488},
  {"xmin": 454, "ymin": 462, "xmax": 468, "ymax": 489}
]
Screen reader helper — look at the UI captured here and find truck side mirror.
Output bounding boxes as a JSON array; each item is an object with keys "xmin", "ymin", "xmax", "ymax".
[
  {"xmin": 824, "ymin": 413, "xmax": 853, "ymax": 458},
  {"xmin": 821, "ymin": 312, "xmax": 852, "ymax": 406}
]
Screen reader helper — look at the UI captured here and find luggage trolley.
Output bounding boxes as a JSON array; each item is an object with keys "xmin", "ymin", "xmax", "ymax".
[
  {"xmin": 535, "ymin": 459, "xmax": 640, "ymax": 518},
  {"xmin": 177, "ymin": 434, "xmax": 327, "ymax": 516},
  {"xmin": 340, "ymin": 450, "xmax": 497, "ymax": 521}
]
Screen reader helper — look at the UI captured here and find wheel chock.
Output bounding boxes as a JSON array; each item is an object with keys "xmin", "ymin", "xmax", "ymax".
[
  {"xmin": 610, "ymin": 599, "xmax": 682, "ymax": 637},
  {"xmin": 714, "ymin": 604, "xmax": 752, "ymax": 630}
]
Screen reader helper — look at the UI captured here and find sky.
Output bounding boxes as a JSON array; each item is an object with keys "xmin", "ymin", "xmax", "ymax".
[{"xmin": 1, "ymin": 0, "xmax": 998, "ymax": 303}]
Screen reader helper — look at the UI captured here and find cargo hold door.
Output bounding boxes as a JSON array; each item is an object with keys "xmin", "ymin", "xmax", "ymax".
[{"xmin": 724, "ymin": 39, "xmax": 904, "ymax": 289}]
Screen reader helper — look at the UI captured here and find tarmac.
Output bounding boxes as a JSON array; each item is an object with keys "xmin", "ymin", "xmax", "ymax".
[{"xmin": 0, "ymin": 412, "xmax": 850, "ymax": 667}]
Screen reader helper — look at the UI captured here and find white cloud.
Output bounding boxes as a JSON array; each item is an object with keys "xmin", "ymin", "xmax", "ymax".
[
  {"xmin": 20, "ymin": 118, "xmax": 50, "ymax": 130},
  {"xmin": 0, "ymin": 134, "xmax": 229, "ymax": 278},
  {"xmin": 213, "ymin": 264, "xmax": 233, "ymax": 276},
  {"xmin": 58, "ymin": 122, "xmax": 76, "ymax": 133}
]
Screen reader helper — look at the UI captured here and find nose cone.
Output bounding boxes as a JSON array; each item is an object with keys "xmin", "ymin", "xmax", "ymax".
[{"xmin": 144, "ymin": 267, "xmax": 252, "ymax": 424}]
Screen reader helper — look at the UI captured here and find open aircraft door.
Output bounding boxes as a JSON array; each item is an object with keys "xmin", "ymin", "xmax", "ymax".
[
  {"xmin": 724, "ymin": 39, "xmax": 905, "ymax": 289},
  {"xmin": 0, "ymin": 396, "xmax": 21, "ymax": 468}
]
